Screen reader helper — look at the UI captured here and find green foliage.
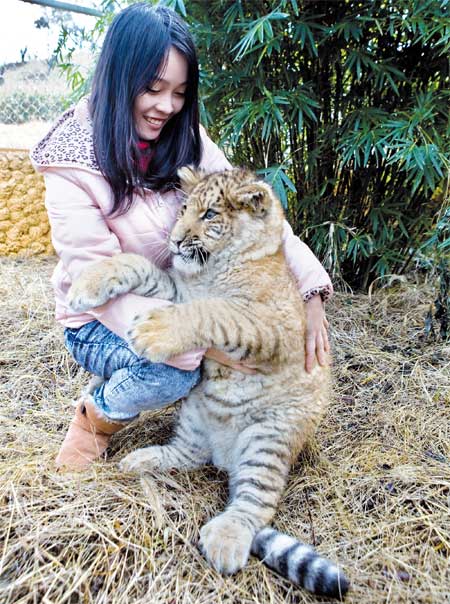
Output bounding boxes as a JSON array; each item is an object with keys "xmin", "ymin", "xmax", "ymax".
[
  {"xmin": 56, "ymin": 0, "xmax": 450, "ymax": 290},
  {"xmin": 53, "ymin": 0, "xmax": 118, "ymax": 105},
  {"xmin": 182, "ymin": 0, "xmax": 450, "ymax": 289}
]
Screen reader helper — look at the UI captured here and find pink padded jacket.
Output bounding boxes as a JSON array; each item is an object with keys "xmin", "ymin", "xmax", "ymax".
[{"xmin": 30, "ymin": 97, "xmax": 333, "ymax": 370}]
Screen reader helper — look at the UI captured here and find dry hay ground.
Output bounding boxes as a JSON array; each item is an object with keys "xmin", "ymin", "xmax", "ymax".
[{"xmin": 0, "ymin": 256, "xmax": 449, "ymax": 604}]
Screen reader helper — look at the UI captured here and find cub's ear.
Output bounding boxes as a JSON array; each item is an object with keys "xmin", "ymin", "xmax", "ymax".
[
  {"xmin": 177, "ymin": 166, "xmax": 205, "ymax": 194},
  {"xmin": 235, "ymin": 182, "xmax": 273, "ymax": 217}
]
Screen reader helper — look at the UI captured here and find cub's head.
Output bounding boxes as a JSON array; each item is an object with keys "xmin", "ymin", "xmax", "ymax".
[{"xmin": 170, "ymin": 167, "xmax": 285, "ymax": 275}]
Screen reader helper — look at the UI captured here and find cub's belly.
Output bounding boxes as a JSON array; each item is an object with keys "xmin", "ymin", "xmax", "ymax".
[
  {"xmin": 195, "ymin": 374, "xmax": 269, "ymax": 470},
  {"xmin": 209, "ymin": 426, "xmax": 240, "ymax": 470}
]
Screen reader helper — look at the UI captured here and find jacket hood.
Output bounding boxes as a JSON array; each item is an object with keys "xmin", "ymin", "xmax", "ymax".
[{"xmin": 30, "ymin": 97, "xmax": 100, "ymax": 174}]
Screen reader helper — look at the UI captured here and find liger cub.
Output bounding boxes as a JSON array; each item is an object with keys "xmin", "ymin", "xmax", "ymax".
[{"xmin": 68, "ymin": 167, "xmax": 349, "ymax": 598}]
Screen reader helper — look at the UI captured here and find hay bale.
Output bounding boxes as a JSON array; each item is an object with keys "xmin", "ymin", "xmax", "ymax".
[
  {"xmin": 0, "ymin": 150, "xmax": 53, "ymax": 256},
  {"xmin": 0, "ymin": 257, "xmax": 448, "ymax": 603}
]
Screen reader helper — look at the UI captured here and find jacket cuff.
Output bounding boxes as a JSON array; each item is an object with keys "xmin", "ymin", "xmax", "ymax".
[{"xmin": 302, "ymin": 284, "xmax": 333, "ymax": 303}]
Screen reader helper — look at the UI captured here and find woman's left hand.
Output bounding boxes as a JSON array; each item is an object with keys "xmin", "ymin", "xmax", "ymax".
[{"xmin": 304, "ymin": 295, "xmax": 330, "ymax": 373}]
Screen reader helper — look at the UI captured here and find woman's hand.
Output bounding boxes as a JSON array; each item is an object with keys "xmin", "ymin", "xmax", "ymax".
[
  {"xmin": 304, "ymin": 295, "xmax": 330, "ymax": 373},
  {"xmin": 204, "ymin": 348, "xmax": 257, "ymax": 374}
]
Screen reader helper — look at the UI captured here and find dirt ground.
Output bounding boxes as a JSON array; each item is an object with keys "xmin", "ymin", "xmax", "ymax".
[{"xmin": 0, "ymin": 256, "xmax": 449, "ymax": 603}]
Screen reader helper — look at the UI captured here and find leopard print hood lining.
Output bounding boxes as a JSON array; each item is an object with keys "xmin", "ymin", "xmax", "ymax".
[{"xmin": 30, "ymin": 97, "xmax": 100, "ymax": 174}]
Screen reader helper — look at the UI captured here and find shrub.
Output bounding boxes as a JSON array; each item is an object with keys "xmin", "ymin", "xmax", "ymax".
[{"xmin": 184, "ymin": 0, "xmax": 450, "ymax": 289}]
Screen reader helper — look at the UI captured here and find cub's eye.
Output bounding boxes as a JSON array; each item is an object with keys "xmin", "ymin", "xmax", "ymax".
[{"xmin": 203, "ymin": 209, "xmax": 218, "ymax": 220}]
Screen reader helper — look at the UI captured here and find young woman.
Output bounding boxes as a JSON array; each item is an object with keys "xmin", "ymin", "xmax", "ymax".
[{"xmin": 31, "ymin": 3, "xmax": 332, "ymax": 471}]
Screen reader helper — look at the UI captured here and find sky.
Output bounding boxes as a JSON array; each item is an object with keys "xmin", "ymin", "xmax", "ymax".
[{"xmin": 0, "ymin": 0, "xmax": 100, "ymax": 64}]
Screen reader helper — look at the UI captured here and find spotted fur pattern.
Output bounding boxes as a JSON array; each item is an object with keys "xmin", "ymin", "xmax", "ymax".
[{"xmin": 68, "ymin": 167, "xmax": 349, "ymax": 597}]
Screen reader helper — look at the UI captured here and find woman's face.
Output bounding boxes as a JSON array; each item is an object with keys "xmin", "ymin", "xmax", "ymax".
[{"xmin": 133, "ymin": 46, "xmax": 188, "ymax": 141}]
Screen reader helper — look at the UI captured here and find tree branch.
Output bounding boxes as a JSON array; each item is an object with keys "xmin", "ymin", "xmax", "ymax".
[{"xmin": 19, "ymin": 0, "xmax": 102, "ymax": 18}]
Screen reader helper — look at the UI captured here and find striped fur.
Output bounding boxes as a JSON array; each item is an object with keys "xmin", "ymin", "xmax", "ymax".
[
  {"xmin": 68, "ymin": 254, "xmax": 177, "ymax": 313},
  {"xmin": 68, "ymin": 167, "xmax": 349, "ymax": 596},
  {"xmin": 252, "ymin": 528, "xmax": 349, "ymax": 599}
]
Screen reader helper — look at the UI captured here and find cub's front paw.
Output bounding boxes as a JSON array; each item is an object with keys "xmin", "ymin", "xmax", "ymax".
[
  {"xmin": 67, "ymin": 278, "xmax": 108, "ymax": 312},
  {"xmin": 199, "ymin": 514, "xmax": 254, "ymax": 575},
  {"xmin": 68, "ymin": 262, "xmax": 130, "ymax": 312},
  {"xmin": 127, "ymin": 307, "xmax": 183, "ymax": 362},
  {"xmin": 119, "ymin": 446, "xmax": 166, "ymax": 473}
]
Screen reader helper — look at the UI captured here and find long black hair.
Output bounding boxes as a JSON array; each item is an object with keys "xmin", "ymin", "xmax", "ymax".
[{"xmin": 89, "ymin": 3, "xmax": 202, "ymax": 215}]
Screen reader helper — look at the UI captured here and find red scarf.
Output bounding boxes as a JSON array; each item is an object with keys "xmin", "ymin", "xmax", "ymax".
[{"xmin": 137, "ymin": 140, "xmax": 154, "ymax": 173}]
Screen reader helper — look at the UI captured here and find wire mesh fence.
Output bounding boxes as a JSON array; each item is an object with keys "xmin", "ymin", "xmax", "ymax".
[{"xmin": 0, "ymin": 58, "xmax": 72, "ymax": 150}]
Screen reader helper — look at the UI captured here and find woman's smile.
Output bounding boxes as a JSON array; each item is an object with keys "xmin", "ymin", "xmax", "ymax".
[{"xmin": 134, "ymin": 47, "xmax": 188, "ymax": 141}]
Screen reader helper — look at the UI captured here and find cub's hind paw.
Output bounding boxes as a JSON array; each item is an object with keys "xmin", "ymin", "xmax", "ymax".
[{"xmin": 119, "ymin": 446, "xmax": 167, "ymax": 473}]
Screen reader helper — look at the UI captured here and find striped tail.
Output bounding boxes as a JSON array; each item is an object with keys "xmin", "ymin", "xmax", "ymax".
[{"xmin": 251, "ymin": 527, "xmax": 349, "ymax": 599}]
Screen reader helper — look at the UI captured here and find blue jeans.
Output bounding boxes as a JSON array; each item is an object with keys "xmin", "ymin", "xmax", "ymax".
[{"xmin": 64, "ymin": 320, "xmax": 201, "ymax": 422}]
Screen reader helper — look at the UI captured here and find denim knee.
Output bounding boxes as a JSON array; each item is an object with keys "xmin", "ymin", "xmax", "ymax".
[
  {"xmin": 63, "ymin": 322, "xmax": 202, "ymax": 420},
  {"xmin": 132, "ymin": 359, "xmax": 201, "ymax": 406},
  {"xmin": 91, "ymin": 360, "xmax": 201, "ymax": 421}
]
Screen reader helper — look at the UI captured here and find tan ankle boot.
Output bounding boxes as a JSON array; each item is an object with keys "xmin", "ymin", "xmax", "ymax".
[{"xmin": 55, "ymin": 397, "xmax": 128, "ymax": 471}]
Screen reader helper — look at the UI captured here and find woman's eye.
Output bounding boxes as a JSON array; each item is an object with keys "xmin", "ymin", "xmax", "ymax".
[
  {"xmin": 146, "ymin": 87, "xmax": 160, "ymax": 94},
  {"xmin": 203, "ymin": 209, "xmax": 218, "ymax": 220}
]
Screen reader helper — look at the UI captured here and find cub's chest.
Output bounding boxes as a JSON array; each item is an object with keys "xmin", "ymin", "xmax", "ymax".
[
  {"xmin": 200, "ymin": 372, "xmax": 267, "ymax": 414},
  {"xmin": 193, "ymin": 375, "xmax": 270, "ymax": 466}
]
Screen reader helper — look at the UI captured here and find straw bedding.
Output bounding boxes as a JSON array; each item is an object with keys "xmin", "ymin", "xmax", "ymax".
[{"xmin": 0, "ymin": 256, "xmax": 448, "ymax": 603}]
